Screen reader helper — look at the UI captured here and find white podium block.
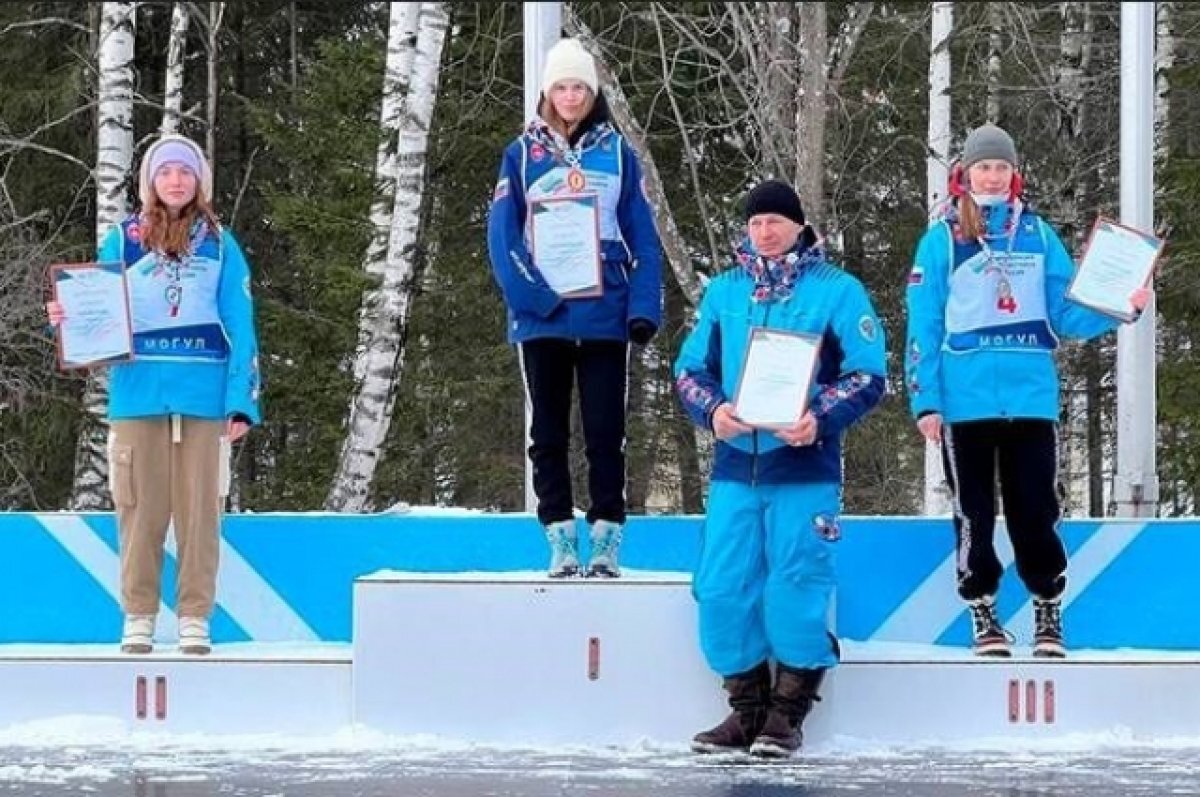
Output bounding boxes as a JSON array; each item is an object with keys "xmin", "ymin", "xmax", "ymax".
[
  {"xmin": 829, "ymin": 645, "xmax": 1200, "ymax": 744},
  {"xmin": 353, "ymin": 574, "xmax": 1200, "ymax": 747},
  {"xmin": 352, "ymin": 572, "xmax": 734, "ymax": 746},
  {"xmin": 0, "ymin": 645, "xmax": 352, "ymax": 735}
]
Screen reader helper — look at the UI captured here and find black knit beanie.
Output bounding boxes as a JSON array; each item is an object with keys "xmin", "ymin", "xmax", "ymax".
[{"xmin": 744, "ymin": 180, "xmax": 806, "ymax": 225}]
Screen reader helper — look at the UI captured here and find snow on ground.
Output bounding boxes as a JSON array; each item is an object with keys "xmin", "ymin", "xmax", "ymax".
[{"xmin": 2, "ymin": 716, "xmax": 1200, "ymax": 795}]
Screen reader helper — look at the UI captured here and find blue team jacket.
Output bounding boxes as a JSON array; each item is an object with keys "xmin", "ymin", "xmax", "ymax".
[
  {"xmin": 486, "ymin": 122, "xmax": 663, "ymax": 343},
  {"xmin": 904, "ymin": 202, "xmax": 1116, "ymax": 424},
  {"xmin": 99, "ymin": 217, "xmax": 262, "ymax": 424},
  {"xmin": 673, "ymin": 240, "xmax": 887, "ymax": 485}
]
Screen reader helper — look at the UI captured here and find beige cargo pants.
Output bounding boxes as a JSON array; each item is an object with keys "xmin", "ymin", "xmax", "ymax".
[{"xmin": 108, "ymin": 416, "xmax": 229, "ymax": 619}]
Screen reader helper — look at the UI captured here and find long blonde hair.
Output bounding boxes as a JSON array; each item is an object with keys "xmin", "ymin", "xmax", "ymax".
[
  {"xmin": 956, "ymin": 194, "xmax": 985, "ymax": 241},
  {"xmin": 537, "ymin": 91, "xmax": 596, "ymax": 142},
  {"xmin": 140, "ymin": 192, "xmax": 220, "ymax": 256}
]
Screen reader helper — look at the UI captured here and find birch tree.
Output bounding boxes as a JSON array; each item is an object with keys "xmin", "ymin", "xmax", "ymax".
[
  {"xmin": 793, "ymin": 1, "xmax": 828, "ymax": 225},
  {"xmin": 204, "ymin": 3, "xmax": 225, "ymax": 164},
  {"xmin": 161, "ymin": 2, "xmax": 190, "ymax": 134},
  {"xmin": 326, "ymin": 2, "xmax": 448, "ymax": 512},
  {"xmin": 1154, "ymin": 2, "xmax": 1173, "ymax": 170},
  {"xmin": 923, "ymin": 1, "xmax": 953, "ymax": 516},
  {"xmin": 70, "ymin": 1, "xmax": 136, "ymax": 510},
  {"xmin": 353, "ymin": 2, "xmax": 419, "ymax": 296},
  {"xmin": 985, "ymin": 3, "xmax": 1004, "ymax": 123}
]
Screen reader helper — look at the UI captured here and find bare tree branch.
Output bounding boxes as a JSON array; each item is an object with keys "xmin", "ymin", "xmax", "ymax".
[
  {"xmin": 0, "ymin": 138, "xmax": 93, "ymax": 172},
  {"xmin": 650, "ymin": 4, "xmax": 721, "ymax": 271},
  {"xmin": 827, "ymin": 2, "xmax": 875, "ymax": 91},
  {"xmin": 0, "ymin": 17, "xmax": 90, "ymax": 37},
  {"xmin": 228, "ymin": 145, "xmax": 260, "ymax": 229},
  {"xmin": 565, "ymin": 6, "xmax": 703, "ymax": 306}
]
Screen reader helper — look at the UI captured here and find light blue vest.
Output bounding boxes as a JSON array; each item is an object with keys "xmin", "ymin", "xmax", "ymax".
[
  {"xmin": 943, "ymin": 211, "xmax": 1057, "ymax": 355},
  {"xmin": 120, "ymin": 220, "xmax": 230, "ymax": 362}
]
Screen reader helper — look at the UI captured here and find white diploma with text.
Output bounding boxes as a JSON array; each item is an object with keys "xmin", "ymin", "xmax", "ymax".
[
  {"xmin": 1067, "ymin": 218, "xmax": 1163, "ymax": 322},
  {"xmin": 52, "ymin": 261, "xmax": 133, "ymax": 370},
  {"xmin": 529, "ymin": 193, "xmax": 603, "ymax": 298},
  {"xmin": 732, "ymin": 328, "xmax": 822, "ymax": 429}
]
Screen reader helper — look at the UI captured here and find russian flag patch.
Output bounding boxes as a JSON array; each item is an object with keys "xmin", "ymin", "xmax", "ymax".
[{"xmin": 492, "ymin": 177, "xmax": 509, "ymax": 202}]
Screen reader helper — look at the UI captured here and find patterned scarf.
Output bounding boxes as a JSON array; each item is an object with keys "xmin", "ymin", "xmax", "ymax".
[
  {"xmin": 735, "ymin": 236, "xmax": 825, "ymax": 303},
  {"xmin": 524, "ymin": 117, "xmax": 614, "ymax": 167}
]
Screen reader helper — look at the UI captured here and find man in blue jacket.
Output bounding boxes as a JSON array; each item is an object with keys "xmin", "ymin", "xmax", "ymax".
[{"xmin": 674, "ymin": 180, "xmax": 886, "ymax": 757}]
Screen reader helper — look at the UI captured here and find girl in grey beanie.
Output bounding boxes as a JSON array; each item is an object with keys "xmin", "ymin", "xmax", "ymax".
[{"xmin": 902, "ymin": 123, "xmax": 1151, "ymax": 660}]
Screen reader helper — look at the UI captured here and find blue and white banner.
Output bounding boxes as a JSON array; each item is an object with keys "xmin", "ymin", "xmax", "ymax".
[{"xmin": 1, "ymin": 512, "xmax": 1194, "ymax": 649}]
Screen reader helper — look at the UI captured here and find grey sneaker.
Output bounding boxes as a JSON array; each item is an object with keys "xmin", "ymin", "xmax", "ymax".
[
  {"xmin": 587, "ymin": 519, "xmax": 623, "ymax": 578},
  {"xmin": 545, "ymin": 520, "xmax": 580, "ymax": 578}
]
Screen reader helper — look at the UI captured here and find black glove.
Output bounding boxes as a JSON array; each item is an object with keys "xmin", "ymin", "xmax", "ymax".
[{"xmin": 628, "ymin": 319, "xmax": 657, "ymax": 347}]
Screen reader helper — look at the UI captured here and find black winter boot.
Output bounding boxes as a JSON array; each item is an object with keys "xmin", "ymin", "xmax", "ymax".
[
  {"xmin": 691, "ymin": 661, "xmax": 772, "ymax": 753},
  {"xmin": 749, "ymin": 664, "xmax": 826, "ymax": 758},
  {"xmin": 1032, "ymin": 597, "xmax": 1066, "ymax": 658}
]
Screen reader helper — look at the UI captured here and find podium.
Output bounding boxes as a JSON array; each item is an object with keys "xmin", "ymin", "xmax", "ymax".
[
  {"xmin": 351, "ymin": 572, "xmax": 1200, "ymax": 747},
  {"xmin": 1, "ymin": 572, "xmax": 1199, "ymax": 744},
  {"xmin": 352, "ymin": 571, "xmax": 732, "ymax": 746},
  {"xmin": 0, "ymin": 644, "xmax": 351, "ymax": 735}
]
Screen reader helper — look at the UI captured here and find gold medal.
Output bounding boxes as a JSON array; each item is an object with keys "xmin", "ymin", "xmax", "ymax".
[{"xmin": 567, "ymin": 167, "xmax": 586, "ymax": 192}]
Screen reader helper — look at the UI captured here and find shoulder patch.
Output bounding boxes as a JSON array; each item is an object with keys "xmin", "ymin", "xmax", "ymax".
[{"xmin": 858, "ymin": 315, "xmax": 878, "ymax": 343}]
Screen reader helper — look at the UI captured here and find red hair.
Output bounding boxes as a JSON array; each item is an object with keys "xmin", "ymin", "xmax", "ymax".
[{"xmin": 140, "ymin": 193, "xmax": 220, "ymax": 256}]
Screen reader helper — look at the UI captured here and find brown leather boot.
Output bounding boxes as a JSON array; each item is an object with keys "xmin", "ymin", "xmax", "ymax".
[
  {"xmin": 749, "ymin": 664, "xmax": 826, "ymax": 758},
  {"xmin": 691, "ymin": 661, "xmax": 771, "ymax": 753}
]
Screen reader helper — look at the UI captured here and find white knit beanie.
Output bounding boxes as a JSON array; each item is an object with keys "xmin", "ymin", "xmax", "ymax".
[
  {"xmin": 139, "ymin": 134, "xmax": 213, "ymax": 207},
  {"xmin": 541, "ymin": 37, "xmax": 598, "ymax": 96}
]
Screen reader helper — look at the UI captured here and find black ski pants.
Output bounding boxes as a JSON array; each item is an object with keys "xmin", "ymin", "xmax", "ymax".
[
  {"xmin": 941, "ymin": 418, "xmax": 1067, "ymax": 601},
  {"xmin": 519, "ymin": 338, "xmax": 629, "ymax": 526}
]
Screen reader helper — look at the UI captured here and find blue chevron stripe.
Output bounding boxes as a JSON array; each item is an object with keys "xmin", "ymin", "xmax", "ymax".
[{"xmin": 0, "ymin": 513, "xmax": 1196, "ymax": 649}]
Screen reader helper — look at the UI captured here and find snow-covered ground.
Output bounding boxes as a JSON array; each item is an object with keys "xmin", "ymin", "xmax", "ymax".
[{"xmin": 2, "ymin": 718, "xmax": 1199, "ymax": 796}]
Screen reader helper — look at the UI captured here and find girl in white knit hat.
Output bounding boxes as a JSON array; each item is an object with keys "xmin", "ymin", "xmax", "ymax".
[
  {"xmin": 47, "ymin": 133, "xmax": 262, "ymax": 655},
  {"xmin": 486, "ymin": 38, "xmax": 664, "ymax": 578}
]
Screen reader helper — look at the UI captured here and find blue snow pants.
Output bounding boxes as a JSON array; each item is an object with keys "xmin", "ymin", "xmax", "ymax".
[{"xmin": 693, "ymin": 479, "xmax": 841, "ymax": 676}]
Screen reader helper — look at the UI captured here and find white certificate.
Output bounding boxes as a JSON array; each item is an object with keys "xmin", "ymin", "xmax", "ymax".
[
  {"xmin": 733, "ymin": 328, "xmax": 821, "ymax": 429},
  {"xmin": 1067, "ymin": 217, "xmax": 1163, "ymax": 322},
  {"xmin": 530, "ymin": 193, "xmax": 602, "ymax": 298},
  {"xmin": 52, "ymin": 262, "xmax": 133, "ymax": 369}
]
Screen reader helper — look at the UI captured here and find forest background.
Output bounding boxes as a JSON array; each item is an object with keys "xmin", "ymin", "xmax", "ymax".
[{"xmin": 1, "ymin": 2, "xmax": 1197, "ymax": 518}]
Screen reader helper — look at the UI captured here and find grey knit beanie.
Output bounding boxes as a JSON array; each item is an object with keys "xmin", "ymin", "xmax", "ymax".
[{"xmin": 962, "ymin": 124, "xmax": 1018, "ymax": 168}]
